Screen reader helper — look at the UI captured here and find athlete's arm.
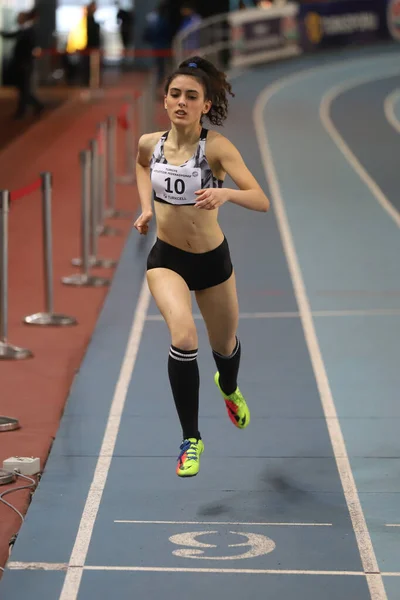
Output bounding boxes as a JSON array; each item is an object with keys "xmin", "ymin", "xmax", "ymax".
[
  {"xmin": 136, "ymin": 133, "xmax": 155, "ymax": 214},
  {"xmin": 197, "ymin": 134, "xmax": 270, "ymax": 212}
]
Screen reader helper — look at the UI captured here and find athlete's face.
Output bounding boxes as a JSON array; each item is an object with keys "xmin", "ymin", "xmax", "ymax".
[{"xmin": 165, "ymin": 76, "xmax": 211, "ymax": 126}]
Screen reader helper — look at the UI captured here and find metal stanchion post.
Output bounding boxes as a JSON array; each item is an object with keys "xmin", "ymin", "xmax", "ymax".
[
  {"xmin": 139, "ymin": 89, "xmax": 148, "ymax": 137},
  {"xmin": 62, "ymin": 151, "xmax": 110, "ymax": 288},
  {"xmin": 148, "ymin": 68, "xmax": 157, "ymax": 132},
  {"xmin": 126, "ymin": 99, "xmax": 135, "ymax": 181},
  {"xmin": 106, "ymin": 115, "xmax": 132, "ymax": 219},
  {"xmin": 106, "ymin": 115, "xmax": 116, "ymax": 215},
  {"xmin": 24, "ymin": 173, "xmax": 78, "ymax": 326},
  {"xmin": 97, "ymin": 122, "xmax": 121, "ymax": 237},
  {"xmin": 145, "ymin": 83, "xmax": 152, "ymax": 135},
  {"xmin": 138, "ymin": 69, "xmax": 156, "ymax": 136},
  {"xmin": 89, "ymin": 138, "xmax": 102, "ymax": 259},
  {"xmin": 0, "ymin": 191, "xmax": 33, "ymax": 359},
  {"xmin": 71, "ymin": 139, "xmax": 116, "ymax": 269},
  {"xmin": 89, "ymin": 50, "xmax": 100, "ymax": 90},
  {"xmin": 97, "ymin": 123, "xmax": 106, "ymax": 231},
  {"xmin": 116, "ymin": 96, "xmax": 136, "ymax": 185}
]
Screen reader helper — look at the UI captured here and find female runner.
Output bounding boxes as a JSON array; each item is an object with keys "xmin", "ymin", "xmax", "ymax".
[{"xmin": 134, "ymin": 56, "xmax": 270, "ymax": 477}]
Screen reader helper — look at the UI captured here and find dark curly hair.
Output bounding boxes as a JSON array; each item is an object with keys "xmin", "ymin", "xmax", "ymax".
[{"xmin": 164, "ymin": 56, "xmax": 235, "ymax": 127}]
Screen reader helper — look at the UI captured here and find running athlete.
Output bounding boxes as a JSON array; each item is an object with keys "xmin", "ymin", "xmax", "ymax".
[{"xmin": 134, "ymin": 56, "xmax": 270, "ymax": 477}]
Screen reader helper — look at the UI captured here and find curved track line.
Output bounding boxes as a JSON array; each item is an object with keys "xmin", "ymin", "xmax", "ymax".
[
  {"xmin": 253, "ymin": 57, "xmax": 393, "ymax": 600},
  {"xmin": 320, "ymin": 71, "xmax": 400, "ymax": 229},
  {"xmin": 383, "ymin": 88, "xmax": 400, "ymax": 135}
]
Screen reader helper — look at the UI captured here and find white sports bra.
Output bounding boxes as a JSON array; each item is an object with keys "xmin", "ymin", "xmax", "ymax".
[{"xmin": 150, "ymin": 128, "xmax": 223, "ymax": 206}]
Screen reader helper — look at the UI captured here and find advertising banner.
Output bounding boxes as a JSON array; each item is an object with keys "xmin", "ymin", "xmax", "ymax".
[
  {"xmin": 229, "ymin": 3, "xmax": 302, "ymax": 68},
  {"xmin": 299, "ymin": 0, "xmax": 391, "ymax": 52}
]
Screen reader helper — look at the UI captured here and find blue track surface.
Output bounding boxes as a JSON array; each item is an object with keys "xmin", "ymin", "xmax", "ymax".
[{"xmin": 2, "ymin": 44, "xmax": 400, "ymax": 600}]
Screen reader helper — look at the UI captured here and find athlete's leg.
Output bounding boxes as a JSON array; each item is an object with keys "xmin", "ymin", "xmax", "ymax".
[
  {"xmin": 195, "ymin": 272, "xmax": 250, "ymax": 428},
  {"xmin": 147, "ymin": 268, "xmax": 204, "ymax": 475},
  {"xmin": 195, "ymin": 271, "xmax": 240, "ymax": 392}
]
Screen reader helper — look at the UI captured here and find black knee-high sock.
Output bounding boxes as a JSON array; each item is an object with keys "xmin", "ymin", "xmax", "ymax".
[
  {"xmin": 212, "ymin": 337, "xmax": 241, "ymax": 396},
  {"xmin": 168, "ymin": 345, "xmax": 201, "ymax": 440}
]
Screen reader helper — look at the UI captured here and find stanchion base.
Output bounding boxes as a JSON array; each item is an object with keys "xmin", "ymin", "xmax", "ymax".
[
  {"xmin": 61, "ymin": 274, "xmax": 110, "ymax": 287},
  {"xmin": 98, "ymin": 224, "xmax": 122, "ymax": 237},
  {"xmin": 0, "ymin": 341, "xmax": 33, "ymax": 360},
  {"xmin": 105, "ymin": 209, "xmax": 133, "ymax": 220},
  {"xmin": 24, "ymin": 312, "xmax": 78, "ymax": 326},
  {"xmin": 71, "ymin": 256, "xmax": 117, "ymax": 269},
  {"xmin": 0, "ymin": 416, "xmax": 20, "ymax": 432}
]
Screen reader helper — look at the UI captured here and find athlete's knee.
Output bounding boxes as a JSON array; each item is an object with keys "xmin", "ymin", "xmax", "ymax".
[
  {"xmin": 211, "ymin": 334, "xmax": 237, "ymax": 357},
  {"xmin": 171, "ymin": 324, "xmax": 198, "ymax": 351}
]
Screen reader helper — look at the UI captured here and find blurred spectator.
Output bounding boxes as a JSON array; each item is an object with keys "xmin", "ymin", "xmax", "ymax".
[
  {"xmin": 179, "ymin": 1, "xmax": 202, "ymax": 31},
  {"xmin": 178, "ymin": 1, "xmax": 202, "ymax": 51},
  {"xmin": 83, "ymin": 1, "xmax": 101, "ymax": 86},
  {"xmin": 0, "ymin": 8, "xmax": 44, "ymax": 119},
  {"xmin": 115, "ymin": 1, "xmax": 134, "ymax": 54},
  {"xmin": 144, "ymin": 1, "xmax": 172, "ymax": 87},
  {"xmin": 86, "ymin": 1, "xmax": 100, "ymax": 51}
]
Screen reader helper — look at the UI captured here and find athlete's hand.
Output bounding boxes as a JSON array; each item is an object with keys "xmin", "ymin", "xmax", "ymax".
[
  {"xmin": 194, "ymin": 188, "xmax": 230, "ymax": 210},
  {"xmin": 134, "ymin": 210, "xmax": 153, "ymax": 235}
]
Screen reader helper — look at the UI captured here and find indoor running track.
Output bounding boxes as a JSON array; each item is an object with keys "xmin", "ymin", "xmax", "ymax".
[{"xmin": 2, "ymin": 44, "xmax": 400, "ymax": 600}]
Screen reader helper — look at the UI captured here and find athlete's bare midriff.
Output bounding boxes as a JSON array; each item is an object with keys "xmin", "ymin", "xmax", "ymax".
[
  {"xmin": 149, "ymin": 128, "xmax": 226, "ymax": 253},
  {"xmin": 154, "ymin": 202, "xmax": 225, "ymax": 253}
]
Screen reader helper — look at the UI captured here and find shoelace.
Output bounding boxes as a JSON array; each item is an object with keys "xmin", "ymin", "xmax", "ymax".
[
  {"xmin": 228, "ymin": 389, "xmax": 244, "ymax": 406},
  {"xmin": 178, "ymin": 440, "xmax": 198, "ymax": 462}
]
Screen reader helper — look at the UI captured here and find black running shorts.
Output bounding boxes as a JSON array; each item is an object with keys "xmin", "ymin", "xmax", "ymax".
[{"xmin": 146, "ymin": 236, "xmax": 233, "ymax": 291}]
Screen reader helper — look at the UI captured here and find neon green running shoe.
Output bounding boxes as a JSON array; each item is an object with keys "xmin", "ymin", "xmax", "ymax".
[
  {"xmin": 214, "ymin": 372, "xmax": 250, "ymax": 429},
  {"xmin": 176, "ymin": 438, "xmax": 204, "ymax": 477}
]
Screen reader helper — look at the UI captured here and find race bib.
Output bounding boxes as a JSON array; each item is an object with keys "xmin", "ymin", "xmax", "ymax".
[{"xmin": 152, "ymin": 164, "xmax": 201, "ymax": 205}]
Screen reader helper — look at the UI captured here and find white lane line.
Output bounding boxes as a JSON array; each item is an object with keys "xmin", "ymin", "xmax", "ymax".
[
  {"xmin": 5, "ymin": 562, "xmax": 363, "ymax": 575},
  {"xmin": 7, "ymin": 562, "xmax": 68, "ymax": 571},
  {"xmin": 385, "ymin": 524, "xmax": 400, "ymax": 527},
  {"xmin": 6, "ymin": 561, "xmax": 400, "ymax": 576},
  {"xmin": 253, "ymin": 61, "xmax": 391, "ymax": 599},
  {"xmin": 146, "ymin": 309, "xmax": 400, "ymax": 321},
  {"xmin": 114, "ymin": 520, "xmax": 332, "ymax": 526},
  {"xmin": 59, "ymin": 270, "xmax": 153, "ymax": 600},
  {"xmin": 320, "ymin": 71, "xmax": 400, "ymax": 230},
  {"xmin": 146, "ymin": 312, "xmax": 300, "ymax": 320},
  {"xmin": 384, "ymin": 89, "xmax": 400, "ymax": 135},
  {"xmin": 82, "ymin": 566, "xmax": 363, "ymax": 575},
  {"xmin": 307, "ymin": 309, "xmax": 400, "ymax": 317}
]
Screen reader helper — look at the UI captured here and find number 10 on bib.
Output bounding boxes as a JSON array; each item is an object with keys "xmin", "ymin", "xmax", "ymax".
[{"xmin": 153, "ymin": 165, "xmax": 201, "ymax": 205}]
